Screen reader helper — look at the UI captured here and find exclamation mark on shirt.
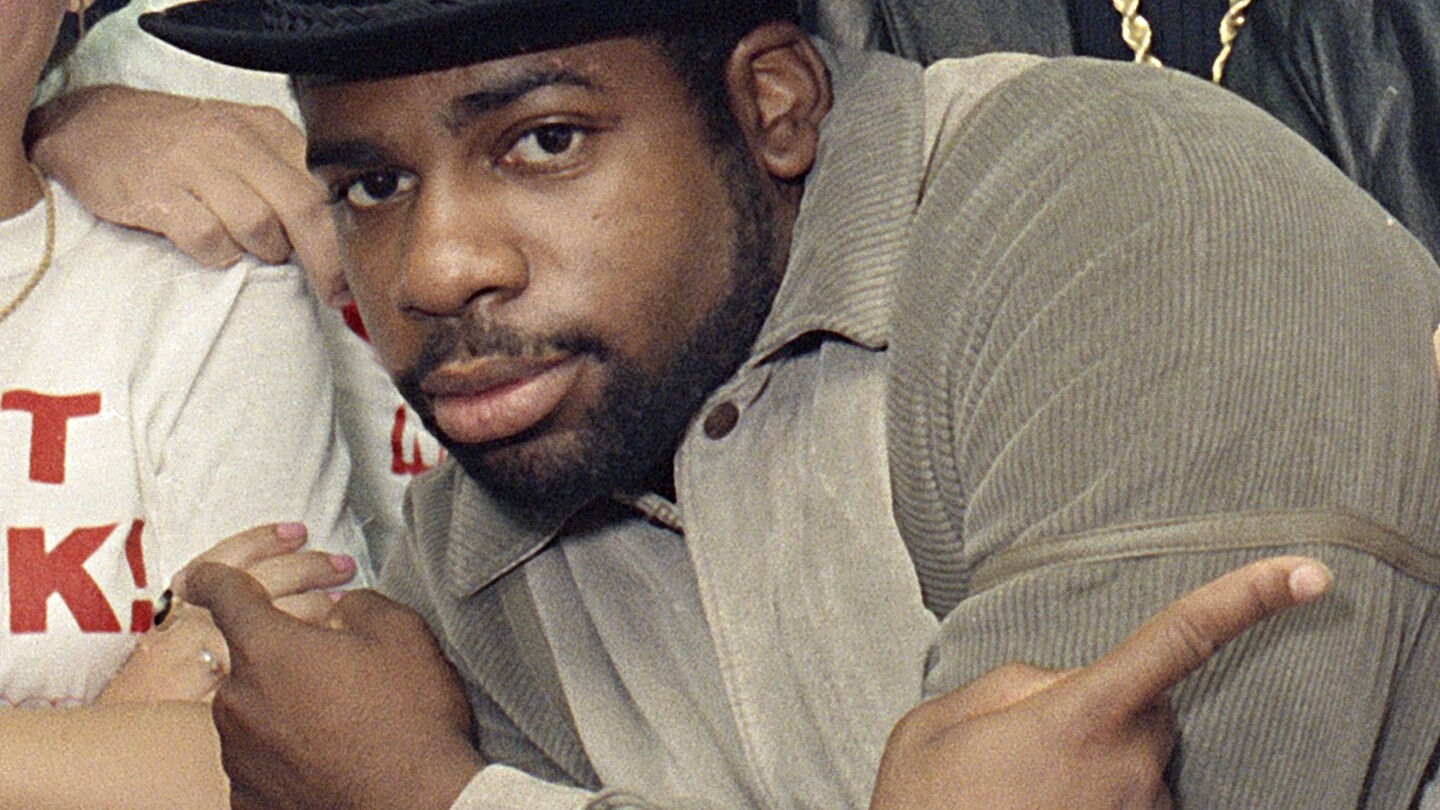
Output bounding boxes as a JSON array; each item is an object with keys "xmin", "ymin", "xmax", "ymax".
[{"xmin": 125, "ymin": 520, "xmax": 152, "ymax": 632}]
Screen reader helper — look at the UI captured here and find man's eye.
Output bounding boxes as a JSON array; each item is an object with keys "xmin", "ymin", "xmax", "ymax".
[
  {"xmin": 340, "ymin": 171, "xmax": 417, "ymax": 209},
  {"xmin": 507, "ymin": 124, "xmax": 586, "ymax": 167}
]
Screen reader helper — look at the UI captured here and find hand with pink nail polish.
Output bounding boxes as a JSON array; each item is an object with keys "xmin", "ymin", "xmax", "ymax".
[
  {"xmin": 97, "ymin": 523, "xmax": 358, "ymax": 706},
  {"xmin": 170, "ymin": 522, "xmax": 359, "ymax": 624}
]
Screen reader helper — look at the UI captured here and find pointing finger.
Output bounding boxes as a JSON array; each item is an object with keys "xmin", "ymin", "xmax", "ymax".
[{"xmin": 1068, "ymin": 556, "xmax": 1331, "ymax": 719}]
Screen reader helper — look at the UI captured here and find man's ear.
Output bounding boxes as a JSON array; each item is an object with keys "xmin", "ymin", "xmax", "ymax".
[{"xmin": 724, "ymin": 22, "xmax": 832, "ymax": 182}]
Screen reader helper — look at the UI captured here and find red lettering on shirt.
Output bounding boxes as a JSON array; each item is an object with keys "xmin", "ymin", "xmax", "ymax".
[
  {"xmin": 1, "ymin": 391, "xmax": 102, "ymax": 485},
  {"xmin": 391, "ymin": 406, "xmax": 442, "ymax": 476},
  {"xmin": 342, "ymin": 302, "xmax": 370, "ymax": 342},
  {"xmin": 8, "ymin": 524, "xmax": 121, "ymax": 633},
  {"xmin": 123, "ymin": 520, "xmax": 152, "ymax": 632}
]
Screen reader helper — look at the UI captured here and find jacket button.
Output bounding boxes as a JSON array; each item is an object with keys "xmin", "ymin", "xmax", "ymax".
[{"xmin": 703, "ymin": 402, "xmax": 740, "ymax": 439}]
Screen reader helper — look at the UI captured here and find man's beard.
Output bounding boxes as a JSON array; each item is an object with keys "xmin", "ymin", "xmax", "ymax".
[{"xmin": 396, "ymin": 143, "xmax": 780, "ymax": 506}]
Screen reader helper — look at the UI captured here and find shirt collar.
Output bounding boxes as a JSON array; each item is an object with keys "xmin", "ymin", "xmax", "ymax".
[{"xmin": 748, "ymin": 43, "xmax": 927, "ymax": 363}]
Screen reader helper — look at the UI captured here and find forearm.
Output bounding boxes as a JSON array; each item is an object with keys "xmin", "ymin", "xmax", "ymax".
[{"xmin": 0, "ymin": 702, "xmax": 227, "ymax": 809}]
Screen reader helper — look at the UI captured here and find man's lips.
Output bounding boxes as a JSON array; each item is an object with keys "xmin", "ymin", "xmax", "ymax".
[{"xmin": 421, "ymin": 354, "xmax": 583, "ymax": 445}]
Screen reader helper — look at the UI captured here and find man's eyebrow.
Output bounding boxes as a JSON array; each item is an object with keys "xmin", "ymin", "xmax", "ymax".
[
  {"xmin": 304, "ymin": 69, "xmax": 598, "ymax": 171},
  {"xmin": 446, "ymin": 68, "xmax": 599, "ymax": 133},
  {"xmin": 306, "ymin": 140, "xmax": 389, "ymax": 172}
]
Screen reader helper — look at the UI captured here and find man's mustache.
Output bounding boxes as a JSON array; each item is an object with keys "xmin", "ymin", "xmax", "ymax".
[{"xmin": 402, "ymin": 316, "xmax": 608, "ymax": 393}]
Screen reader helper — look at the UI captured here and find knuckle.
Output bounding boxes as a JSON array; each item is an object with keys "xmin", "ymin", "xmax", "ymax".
[
  {"xmin": 992, "ymin": 661, "xmax": 1048, "ymax": 682},
  {"xmin": 114, "ymin": 198, "xmax": 172, "ymax": 234},
  {"xmin": 1243, "ymin": 573, "xmax": 1287, "ymax": 616},
  {"xmin": 1052, "ymin": 700, "xmax": 1102, "ymax": 748},
  {"xmin": 989, "ymin": 661, "xmax": 1033, "ymax": 679},
  {"xmin": 301, "ymin": 550, "xmax": 344, "ymax": 576},
  {"xmin": 1130, "ymin": 745, "xmax": 1169, "ymax": 789},
  {"xmin": 200, "ymin": 107, "xmax": 258, "ymax": 142},
  {"xmin": 237, "ymin": 214, "xmax": 288, "ymax": 258},
  {"xmin": 187, "ymin": 226, "xmax": 243, "ymax": 267},
  {"xmin": 390, "ymin": 603, "xmax": 432, "ymax": 636},
  {"xmin": 1160, "ymin": 611, "xmax": 1216, "ymax": 669}
]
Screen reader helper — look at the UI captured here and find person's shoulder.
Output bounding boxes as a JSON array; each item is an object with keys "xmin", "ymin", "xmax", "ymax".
[
  {"xmin": 920, "ymin": 54, "xmax": 1287, "ymax": 182},
  {"xmin": 950, "ymin": 55, "xmax": 1227, "ymax": 115},
  {"xmin": 920, "ymin": 53, "xmax": 1048, "ymax": 163},
  {"xmin": 45, "ymin": 194, "xmax": 227, "ymax": 324},
  {"xmin": 57, "ymin": 189, "xmax": 308, "ymax": 306},
  {"xmin": 96, "ymin": 228, "xmax": 305, "ymax": 294},
  {"xmin": 55, "ymin": 190, "xmax": 323, "ymax": 371}
]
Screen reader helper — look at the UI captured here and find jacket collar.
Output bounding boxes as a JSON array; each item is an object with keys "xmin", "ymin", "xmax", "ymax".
[
  {"xmin": 749, "ymin": 43, "xmax": 926, "ymax": 363},
  {"xmin": 442, "ymin": 467, "xmax": 584, "ymax": 598}
]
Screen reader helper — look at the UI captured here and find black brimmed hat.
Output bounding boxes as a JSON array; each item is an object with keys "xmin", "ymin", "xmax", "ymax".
[{"xmin": 140, "ymin": 0, "xmax": 796, "ymax": 79}]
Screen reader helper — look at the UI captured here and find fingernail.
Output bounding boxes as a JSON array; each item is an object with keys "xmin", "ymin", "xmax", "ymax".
[
  {"xmin": 329, "ymin": 554, "xmax": 356, "ymax": 574},
  {"xmin": 276, "ymin": 522, "xmax": 307, "ymax": 541},
  {"xmin": 1289, "ymin": 561, "xmax": 1333, "ymax": 601}
]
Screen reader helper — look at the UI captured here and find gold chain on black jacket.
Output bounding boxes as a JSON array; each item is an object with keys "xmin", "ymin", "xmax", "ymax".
[{"xmin": 1111, "ymin": 0, "xmax": 1255, "ymax": 83}]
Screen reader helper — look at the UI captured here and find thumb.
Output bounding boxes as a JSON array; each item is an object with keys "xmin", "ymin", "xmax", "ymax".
[
  {"xmin": 294, "ymin": 221, "xmax": 351, "ymax": 309},
  {"xmin": 181, "ymin": 561, "xmax": 290, "ymax": 650},
  {"xmin": 328, "ymin": 588, "xmax": 423, "ymax": 640}
]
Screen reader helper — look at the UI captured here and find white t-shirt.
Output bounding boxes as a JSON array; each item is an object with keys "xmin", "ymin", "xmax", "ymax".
[
  {"xmin": 0, "ymin": 182, "xmax": 369, "ymax": 708},
  {"xmin": 62, "ymin": 0, "xmax": 446, "ymax": 564}
]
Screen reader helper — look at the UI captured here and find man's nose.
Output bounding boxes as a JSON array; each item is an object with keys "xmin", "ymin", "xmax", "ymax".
[{"xmin": 396, "ymin": 183, "xmax": 527, "ymax": 318}]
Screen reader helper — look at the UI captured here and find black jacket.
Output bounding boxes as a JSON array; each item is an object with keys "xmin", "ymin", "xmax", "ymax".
[
  {"xmin": 1225, "ymin": 0, "xmax": 1440, "ymax": 260},
  {"xmin": 811, "ymin": 0, "xmax": 1440, "ymax": 261}
]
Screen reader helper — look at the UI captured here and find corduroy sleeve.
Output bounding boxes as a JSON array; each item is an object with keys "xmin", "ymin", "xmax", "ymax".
[{"xmin": 889, "ymin": 57, "xmax": 1440, "ymax": 807}]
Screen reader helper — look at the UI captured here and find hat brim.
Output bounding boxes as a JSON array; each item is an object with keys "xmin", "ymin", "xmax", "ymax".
[{"xmin": 139, "ymin": 0, "xmax": 718, "ymax": 79}]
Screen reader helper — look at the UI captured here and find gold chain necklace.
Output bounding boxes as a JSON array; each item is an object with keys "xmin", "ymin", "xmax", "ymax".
[
  {"xmin": 1212, "ymin": 0, "xmax": 1256, "ymax": 83},
  {"xmin": 0, "ymin": 165, "xmax": 56, "ymax": 325},
  {"xmin": 1111, "ymin": 0, "xmax": 1257, "ymax": 83},
  {"xmin": 1112, "ymin": 0, "xmax": 1163, "ymax": 68}
]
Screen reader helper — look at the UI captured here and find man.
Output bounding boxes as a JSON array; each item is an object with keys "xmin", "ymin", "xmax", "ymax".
[{"xmin": 133, "ymin": 0, "xmax": 1440, "ymax": 807}]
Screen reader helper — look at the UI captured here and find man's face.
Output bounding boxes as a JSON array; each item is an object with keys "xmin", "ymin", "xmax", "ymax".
[{"xmin": 299, "ymin": 38, "xmax": 781, "ymax": 504}]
